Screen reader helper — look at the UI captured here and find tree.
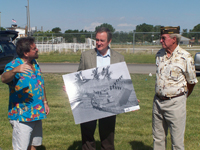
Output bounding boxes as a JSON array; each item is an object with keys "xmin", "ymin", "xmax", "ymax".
[
  {"xmin": 191, "ymin": 24, "xmax": 200, "ymax": 32},
  {"xmin": 80, "ymin": 35, "xmax": 86, "ymax": 43},
  {"xmin": 64, "ymin": 29, "xmax": 73, "ymax": 33},
  {"xmin": 135, "ymin": 23, "xmax": 154, "ymax": 32},
  {"xmin": 135, "ymin": 23, "xmax": 153, "ymax": 42},
  {"xmin": 52, "ymin": 27, "xmax": 61, "ymax": 33},
  {"xmin": 190, "ymin": 24, "xmax": 200, "ymax": 43},
  {"xmin": 127, "ymin": 32, "xmax": 133, "ymax": 42},
  {"xmin": 181, "ymin": 29, "xmax": 189, "ymax": 38},
  {"xmin": 64, "ymin": 29, "xmax": 84, "ymax": 33},
  {"xmin": 95, "ymin": 23, "xmax": 115, "ymax": 32},
  {"xmin": 33, "ymin": 30, "xmax": 53, "ymax": 34},
  {"xmin": 134, "ymin": 23, "xmax": 160, "ymax": 43},
  {"xmin": 80, "ymin": 29, "xmax": 88, "ymax": 33},
  {"xmin": 153, "ymin": 25, "xmax": 161, "ymax": 32},
  {"xmin": 0, "ymin": 27, "xmax": 6, "ymax": 31},
  {"xmin": 32, "ymin": 30, "xmax": 55, "ymax": 43}
]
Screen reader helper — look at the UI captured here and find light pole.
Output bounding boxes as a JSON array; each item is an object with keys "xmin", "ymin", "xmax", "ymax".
[
  {"xmin": 26, "ymin": 0, "xmax": 30, "ymax": 36},
  {"xmin": 25, "ymin": 6, "xmax": 28, "ymax": 36},
  {"xmin": 27, "ymin": 0, "xmax": 30, "ymax": 36}
]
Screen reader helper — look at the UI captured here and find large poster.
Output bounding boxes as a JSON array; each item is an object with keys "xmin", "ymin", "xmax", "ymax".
[{"xmin": 62, "ymin": 62, "xmax": 140, "ymax": 124}]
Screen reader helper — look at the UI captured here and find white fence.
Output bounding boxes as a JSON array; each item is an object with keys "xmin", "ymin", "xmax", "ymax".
[
  {"xmin": 36, "ymin": 43, "xmax": 200, "ymax": 54},
  {"xmin": 36, "ymin": 43, "xmax": 95, "ymax": 53}
]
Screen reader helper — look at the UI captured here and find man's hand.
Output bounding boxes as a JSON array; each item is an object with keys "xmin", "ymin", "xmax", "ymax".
[
  {"xmin": 131, "ymin": 99, "xmax": 140, "ymax": 112},
  {"xmin": 63, "ymin": 85, "xmax": 66, "ymax": 92},
  {"xmin": 1, "ymin": 62, "xmax": 32, "ymax": 83},
  {"xmin": 44, "ymin": 103, "xmax": 50, "ymax": 115},
  {"xmin": 13, "ymin": 62, "xmax": 32, "ymax": 74},
  {"xmin": 187, "ymin": 83, "xmax": 196, "ymax": 97}
]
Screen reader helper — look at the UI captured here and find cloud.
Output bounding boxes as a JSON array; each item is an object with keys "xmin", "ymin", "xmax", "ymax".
[
  {"xmin": 84, "ymin": 22, "xmax": 102, "ymax": 31},
  {"xmin": 115, "ymin": 23, "xmax": 136, "ymax": 32},
  {"xmin": 119, "ymin": 17, "xmax": 125, "ymax": 20}
]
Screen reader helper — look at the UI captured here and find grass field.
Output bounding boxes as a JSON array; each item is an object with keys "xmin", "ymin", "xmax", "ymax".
[
  {"xmin": 37, "ymin": 52, "xmax": 157, "ymax": 64},
  {"xmin": 36, "ymin": 46, "xmax": 200, "ymax": 64},
  {"xmin": 0, "ymin": 73, "xmax": 200, "ymax": 150}
]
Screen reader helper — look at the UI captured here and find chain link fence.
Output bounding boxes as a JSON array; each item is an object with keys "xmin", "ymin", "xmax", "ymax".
[{"xmin": 32, "ymin": 32, "xmax": 200, "ymax": 54}]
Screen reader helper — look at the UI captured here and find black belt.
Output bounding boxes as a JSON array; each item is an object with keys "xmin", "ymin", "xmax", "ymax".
[{"xmin": 156, "ymin": 92, "xmax": 185, "ymax": 100}]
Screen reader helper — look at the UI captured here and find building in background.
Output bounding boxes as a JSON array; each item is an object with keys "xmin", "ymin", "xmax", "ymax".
[
  {"xmin": 180, "ymin": 36, "xmax": 190, "ymax": 45},
  {"xmin": 6, "ymin": 24, "xmax": 26, "ymax": 39}
]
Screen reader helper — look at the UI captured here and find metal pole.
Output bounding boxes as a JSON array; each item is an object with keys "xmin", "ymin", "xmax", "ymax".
[
  {"xmin": 25, "ymin": 6, "xmax": 28, "ymax": 36},
  {"xmin": 28, "ymin": 0, "xmax": 30, "ymax": 36},
  {"xmin": 133, "ymin": 31, "xmax": 135, "ymax": 53},
  {"xmin": 27, "ymin": 0, "xmax": 30, "ymax": 36}
]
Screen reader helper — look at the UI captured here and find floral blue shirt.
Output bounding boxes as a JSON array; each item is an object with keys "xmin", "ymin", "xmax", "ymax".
[{"xmin": 4, "ymin": 58, "xmax": 47, "ymax": 122}]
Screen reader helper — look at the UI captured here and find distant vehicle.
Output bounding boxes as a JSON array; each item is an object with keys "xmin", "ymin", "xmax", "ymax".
[
  {"xmin": 0, "ymin": 30, "xmax": 18, "ymax": 71},
  {"xmin": 194, "ymin": 52, "xmax": 200, "ymax": 71}
]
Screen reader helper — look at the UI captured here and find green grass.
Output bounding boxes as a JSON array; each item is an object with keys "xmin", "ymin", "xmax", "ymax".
[
  {"xmin": 124, "ymin": 53, "xmax": 156, "ymax": 64},
  {"xmin": 38, "ymin": 52, "xmax": 82, "ymax": 63},
  {"xmin": 37, "ymin": 52, "xmax": 156, "ymax": 64},
  {"xmin": 37, "ymin": 49, "xmax": 199, "ymax": 64},
  {"xmin": 0, "ymin": 74, "xmax": 200, "ymax": 150}
]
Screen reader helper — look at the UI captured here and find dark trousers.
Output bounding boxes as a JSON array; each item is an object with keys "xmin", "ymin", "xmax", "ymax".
[{"xmin": 81, "ymin": 115, "xmax": 116, "ymax": 150}]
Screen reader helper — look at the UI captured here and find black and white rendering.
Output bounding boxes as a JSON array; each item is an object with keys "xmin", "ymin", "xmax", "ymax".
[{"xmin": 63, "ymin": 62, "xmax": 140, "ymax": 124}]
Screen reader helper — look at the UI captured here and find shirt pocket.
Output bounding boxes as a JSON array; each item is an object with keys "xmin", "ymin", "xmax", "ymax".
[{"xmin": 168, "ymin": 65, "xmax": 183, "ymax": 81}]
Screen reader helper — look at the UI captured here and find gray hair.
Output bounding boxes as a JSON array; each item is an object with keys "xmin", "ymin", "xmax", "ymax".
[{"xmin": 169, "ymin": 34, "xmax": 181, "ymax": 44}]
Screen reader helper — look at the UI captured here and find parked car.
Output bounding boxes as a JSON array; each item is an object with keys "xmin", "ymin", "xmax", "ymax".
[
  {"xmin": 194, "ymin": 52, "xmax": 200, "ymax": 71},
  {"xmin": 0, "ymin": 30, "xmax": 18, "ymax": 71}
]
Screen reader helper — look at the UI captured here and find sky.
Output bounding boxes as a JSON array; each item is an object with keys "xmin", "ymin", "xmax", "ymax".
[{"xmin": 0, "ymin": 0, "xmax": 200, "ymax": 33}]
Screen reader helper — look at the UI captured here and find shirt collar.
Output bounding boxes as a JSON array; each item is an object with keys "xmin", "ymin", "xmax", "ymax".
[
  {"xmin": 96, "ymin": 48, "xmax": 111, "ymax": 58},
  {"xmin": 165, "ymin": 45, "xmax": 179, "ymax": 58},
  {"xmin": 16, "ymin": 57, "xmax": 37, "ymax": 68},
  {"xmin": 173, "ymin": 45, "xmax": 179, "ymax": 53}
]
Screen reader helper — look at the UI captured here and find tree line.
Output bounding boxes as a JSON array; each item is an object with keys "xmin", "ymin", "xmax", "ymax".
[
  {"xmin": 2, "ymin": 23, "xmax": 200, "ymax": 44},
  {"xmin": 45, "ymin": 23, "xmax": 200, "ymax": 44}
]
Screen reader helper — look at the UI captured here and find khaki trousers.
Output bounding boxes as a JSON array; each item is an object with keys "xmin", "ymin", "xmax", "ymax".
[{"xmin": 152, "ymin": 94, "xmax": 187, "ymax": 150}]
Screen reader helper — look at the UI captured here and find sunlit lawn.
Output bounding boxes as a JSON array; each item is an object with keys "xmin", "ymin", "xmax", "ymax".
[
  {"xmin": 0, "ymin": 73, "xmax": 200, "ymax": 150},
  {"xmin": 37, "ymin": 51, "xmax": 157, "ymax": 64},
  {"xmin": 37, "ymin": 49, "xmax": 199, "ymax": 64}
]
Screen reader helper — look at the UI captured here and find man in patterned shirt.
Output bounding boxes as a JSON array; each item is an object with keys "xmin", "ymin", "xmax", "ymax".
[
  {"xmin": 1, "ymin": 37, "xmax": 50, "ymax": 150},
  {"xmin": 152, "ymin": 26, "xmax": 198, "ymax": 150}
]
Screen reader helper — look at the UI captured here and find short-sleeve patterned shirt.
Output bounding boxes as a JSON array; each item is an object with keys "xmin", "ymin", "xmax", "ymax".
[
  {"xmin": 4, "ymin": 57, "xmax": 47, "ymax": 122},
  {"xmin": 155, "ymin": 45, "xmax": 198, "ymax": 97}
]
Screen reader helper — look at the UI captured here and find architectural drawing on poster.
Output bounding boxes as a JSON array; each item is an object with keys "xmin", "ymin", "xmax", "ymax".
[{"xmin": 63, "ymin": 62, "xmax": 140, "ymax": 124}]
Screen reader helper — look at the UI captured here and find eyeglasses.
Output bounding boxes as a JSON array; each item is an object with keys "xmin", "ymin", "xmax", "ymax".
[
  {"xmin": 30, "ymin": 47, "xmax": 38, "ymax": 51},
  {"xmin": 160, "ymin": 36, "xmax": 170, "ymax": 40}
]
